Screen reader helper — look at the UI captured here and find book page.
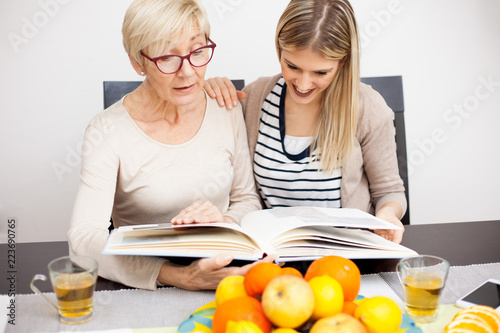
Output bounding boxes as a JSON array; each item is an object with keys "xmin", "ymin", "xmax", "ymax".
[
  {"xmin": 267, "ymin": 207, "xmax": 400, "ymax": 229},
  {"xmin": 117, "ymin": 221, "xmax": 263, "ymax": 248},
  {"xmin": 271, "ymin": 228, "xmax": 416, "ymax": 260},
  {"xmin": 103, "ymin": 225, "xmax": 264, "ymax": 260},
  {"xmin": 275, "ymin": 246, "xmax": 414, "ymax": 260},
  {"xmin": 240, "ymin": 207, "xmax": 403, "ymax": 252},
  {"xmin": 271, "ymin": 227, "xmax": 414, "ymax": 252},
  {"xmin": 119, "ymin": 221, "xmax": 250, "ymax": 234}
]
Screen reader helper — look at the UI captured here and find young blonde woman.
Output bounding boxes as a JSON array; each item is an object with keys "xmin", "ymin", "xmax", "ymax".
[{"xmin": 204, "ymin": 0, "xmax": 406, "ymax": 243}]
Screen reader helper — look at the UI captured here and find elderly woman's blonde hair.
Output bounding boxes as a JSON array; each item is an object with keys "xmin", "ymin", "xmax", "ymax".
[
  {"xmin": 122, "ymin": 0, "xmax": 210, "ymax": 67},
  {"xmin": 276, "ymin": 0, "xmax": 360, "ymax": 173}
]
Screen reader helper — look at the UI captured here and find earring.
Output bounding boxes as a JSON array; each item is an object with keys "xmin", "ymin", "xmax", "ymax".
[{"xmin": 140, "ymin": 71, "xmax": 145, "ymax": 76}]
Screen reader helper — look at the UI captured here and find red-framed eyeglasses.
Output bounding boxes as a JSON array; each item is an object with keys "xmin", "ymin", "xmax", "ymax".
[{"xmin": 141, "ymin": 38, "xmax": 216, "ymax": 75}]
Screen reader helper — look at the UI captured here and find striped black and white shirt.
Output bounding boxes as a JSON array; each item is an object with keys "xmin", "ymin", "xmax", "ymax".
[{"xmin": 253, "ymin": 78, "xmax": 342, "ymax": 208}]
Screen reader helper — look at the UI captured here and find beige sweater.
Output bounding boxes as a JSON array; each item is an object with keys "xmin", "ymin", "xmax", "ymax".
[
  {"xmin": 241, "ymin": 74, "xmax": 407, "ymax": 215},
  {"xmin": 68, "ymin": 93, "xmax": 260, "ymax": 290}
]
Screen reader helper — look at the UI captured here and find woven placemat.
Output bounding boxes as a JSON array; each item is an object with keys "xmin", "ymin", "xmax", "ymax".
[{"xmin": 6, "ymin": 288, "xmax": 214, "ymax": 333}]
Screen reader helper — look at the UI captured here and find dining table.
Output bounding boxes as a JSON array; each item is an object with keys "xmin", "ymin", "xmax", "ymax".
[{"xmin": 1, "ymin": 220, "xmax": 499, "ymax": 332}]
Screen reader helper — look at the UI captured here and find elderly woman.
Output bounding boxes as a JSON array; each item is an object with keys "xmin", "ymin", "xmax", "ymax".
[{"xmin": 68, "ymin": 0, "xmax": 267, "ymax": 290}]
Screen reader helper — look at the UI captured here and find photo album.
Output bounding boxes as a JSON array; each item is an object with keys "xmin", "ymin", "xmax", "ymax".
[{"xmin": 102, "ymin": 207, "xmax": 417, "ymax": 261}]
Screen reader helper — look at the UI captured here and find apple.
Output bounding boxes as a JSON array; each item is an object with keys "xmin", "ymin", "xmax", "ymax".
[
  {"xmin": 261, "ymin": 275, "xmax": 314, "ymax": 329},
  {"xmin": 310, "ymin": 313, "xmax": 367, "ymax": 333}
]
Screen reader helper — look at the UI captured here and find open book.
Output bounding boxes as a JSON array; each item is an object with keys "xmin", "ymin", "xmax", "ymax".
[{"xmin": 102, "ymin": 207, "xmax": 417, "ymax": 261}]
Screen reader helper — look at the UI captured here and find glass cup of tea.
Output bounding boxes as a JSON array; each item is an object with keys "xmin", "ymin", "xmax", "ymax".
[
  {"xmin": 30, "ymin": 255, "xmax": 98, "ymax": 325},
  {"xmin": 397, "ymin": 255, "xmax": 449, "ymax": 323}
]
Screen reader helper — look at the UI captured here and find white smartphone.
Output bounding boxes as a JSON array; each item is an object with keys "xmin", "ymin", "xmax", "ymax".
[{"xmin": 455, "ymin": 279, "xmax": 500, "ymax": 312}]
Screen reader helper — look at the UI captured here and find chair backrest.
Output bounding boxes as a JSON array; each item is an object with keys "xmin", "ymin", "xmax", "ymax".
[
  {"xmin": 103, "ymin": 81, "xmax": 141, "ymax": 109},
  {"xmin": 361, "ymin": 75, "xmax": 410, "ymax": 225},
  {"xmin": 103, "ymin": 80, "xmax": 246, "ymax": 109}
]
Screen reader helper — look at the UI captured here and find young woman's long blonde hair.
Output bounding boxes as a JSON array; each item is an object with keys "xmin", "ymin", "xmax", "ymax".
[{"xmin": 275, "ymin": 0, "xmax": 360, "ymax": 173}]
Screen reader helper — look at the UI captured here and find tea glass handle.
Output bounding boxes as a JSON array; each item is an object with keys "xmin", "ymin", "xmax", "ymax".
[
  {"xmin": 30, "ymin": 274, "xmax": 58, "ymax": 313},
  {"xmin": 396, "ymin": 262, "xmax": 403, "ymax": 285}
]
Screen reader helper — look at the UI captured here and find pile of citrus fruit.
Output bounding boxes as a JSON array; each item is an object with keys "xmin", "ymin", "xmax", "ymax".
[
  {"xmin": 212, "ymin": 255, "xmax": 403, "ymax": 333},
  {"xmin": 445, "ymin": 305, "xmax": 500, "ymax": 333}
]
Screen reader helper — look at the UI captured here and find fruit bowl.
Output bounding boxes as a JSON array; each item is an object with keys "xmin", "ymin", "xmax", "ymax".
[
  {"xmin": 177, "ymin": 296, "xmax": 422, "ymax": 333},
  {"xmin": 177, "ymin": 301, "xmax": 216, "ymax": 333}
]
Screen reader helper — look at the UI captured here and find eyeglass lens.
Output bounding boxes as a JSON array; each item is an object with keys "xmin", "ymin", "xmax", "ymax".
[{"xmin": 157, "ymin": 46, "xmax": 213, "ymax": 74}]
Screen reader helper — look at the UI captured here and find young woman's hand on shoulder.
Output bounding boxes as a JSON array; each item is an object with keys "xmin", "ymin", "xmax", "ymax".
[{"xmin": 204, "ymin": 77, "xmax": 247, "ymax": 110}]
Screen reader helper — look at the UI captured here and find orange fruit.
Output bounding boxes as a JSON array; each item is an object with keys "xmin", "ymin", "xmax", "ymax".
[
  {"xmin": 226, "ymin": 320, "xmax": 264, "ymax": 333},
  {"xmin": 212, "ymin": 296, "xmax": 272, "ymax": 333},
  {"xmin": 280, "ymin": 267, "xmax": 303, "ymax": 278},
  {"xmin": 445, "ymin": 316, "xmax": 494, "ymax": 333},
  {"xmin": 304, "ymin": 256, "xmax": 361, "ymax": 301},
  {"xmin": 272, "ymin": 329, "xmax": 300, "ymax": 333},
  {"xmin": 244, "ymin": 262, "xmax": 282, "ymax": 296},
  {"xmin": 342, "ymin": 301, "xmax": 358, "ymax": 316},
  {"xmin": 453, "ymin": 314, "xmax": 492, "ymax": 329},
  {"xmin": 453, "ymin": 306, "xmax": 500, "ymax": 332}
]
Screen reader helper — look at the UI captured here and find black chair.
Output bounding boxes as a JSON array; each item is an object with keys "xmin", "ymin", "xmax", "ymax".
[
  {"xmin": 361, "ymin": 76, "xmax": 410, "ymax": 225},
  {"xmin": 103, "ymin": 80, "xmax": 246, "ymax": 108},
  {"xmin": 103, "ymin": 81, "xmax": 141, "ymax": 109}
]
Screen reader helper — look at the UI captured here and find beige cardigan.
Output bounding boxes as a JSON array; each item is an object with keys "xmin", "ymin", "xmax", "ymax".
[{"xmin": 241, "ymin": 74, "xmax": 407, "ymax": 216}]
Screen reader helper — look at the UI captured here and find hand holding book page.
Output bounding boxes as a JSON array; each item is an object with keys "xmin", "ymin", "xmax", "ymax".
[{"xmin": 102, "ymin": 207, "xmax": 417, "ymax": 261}]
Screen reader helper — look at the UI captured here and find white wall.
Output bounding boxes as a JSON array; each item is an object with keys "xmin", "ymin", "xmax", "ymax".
[{"xmin": 1, "ymin": 0, "xmax": 499, "ymax": 243}]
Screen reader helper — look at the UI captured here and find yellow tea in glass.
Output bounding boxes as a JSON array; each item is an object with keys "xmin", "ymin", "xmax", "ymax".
[
  {"xmin": 31, "ymin": 256, "xmax": 98, "ymax": 325},
  {"xmin": 403, "ymin": 275, "xmax": 444, "ymax": 319},
  {"xmin": 53, "ymin": 273, "xmax": 95, "ymax": 323},
  {"xmin": 397, "ymin": 255, "xmax": 449, "ymax": 323}
]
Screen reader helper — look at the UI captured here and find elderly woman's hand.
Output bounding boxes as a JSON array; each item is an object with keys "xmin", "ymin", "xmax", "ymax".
[
  {"xmin": 203, "ymin": 77, "xmax": 247, "ymax": 110},
  {"xmin": 171, "ymin": 200, "xmax": 233, "ymax": 224},
  {"xmin": 158, "ymin": 253, "xmax": 277, "ymax": 290}
]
